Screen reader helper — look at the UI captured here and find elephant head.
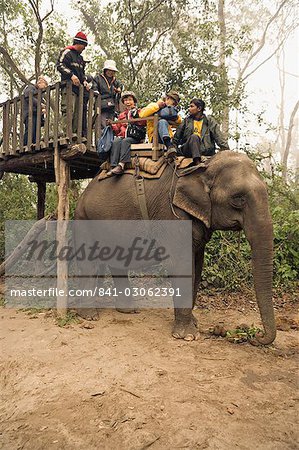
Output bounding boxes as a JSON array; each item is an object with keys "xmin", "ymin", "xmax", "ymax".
[{"xmin": 173, "ymin": 151, "xmax": 276, "ymax": 345}]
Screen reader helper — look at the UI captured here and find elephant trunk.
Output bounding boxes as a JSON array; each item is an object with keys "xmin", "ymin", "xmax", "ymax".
[{"xmin": 244, "ymin": 209, "xmax": 276, "ymax": 345}]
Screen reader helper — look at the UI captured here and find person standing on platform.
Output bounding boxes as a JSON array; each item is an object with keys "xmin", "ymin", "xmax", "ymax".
[
  {"xmin": 56, "ymin": 31, "xmax": 90, "ymax": 138},
  {"xmin": 92, "ymin": 60, "xmax": 123, "ymax": 129}
]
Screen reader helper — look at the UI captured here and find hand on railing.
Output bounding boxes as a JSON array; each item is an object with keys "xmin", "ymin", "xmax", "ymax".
[
  {"xmin": 71, "ymin": 75, "xmax": 80, "ymax": 86},
  {"xmin": 83, "ymin": 80, "xmax": 91, "ymax": 91}
]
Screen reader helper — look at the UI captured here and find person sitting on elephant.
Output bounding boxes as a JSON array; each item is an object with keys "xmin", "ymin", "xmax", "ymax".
[
  {"xmin": 106, "ymin": 91, "xmax": 146, "ymax": 175},
  {"xmin": 173, "ymin": 98, "xmax": 229, "ymax": 164},
  {"xmin": 138, "ymin": 90, "xmax": 182, "ymax": 158}
]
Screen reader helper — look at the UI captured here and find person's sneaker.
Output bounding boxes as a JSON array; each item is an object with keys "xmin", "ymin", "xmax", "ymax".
[
  {"xmin": 165, "ymin": 146, "xmax": 177, "ymax": 160},
  {"xmin": 111, "ymin": 164, "xmax": 125, "ymax": 175}
]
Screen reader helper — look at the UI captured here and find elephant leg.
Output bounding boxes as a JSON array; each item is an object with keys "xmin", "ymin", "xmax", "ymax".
[
  {"xmin": 109, "ymin": 266, "xmax": 139, "ymax": 314},
  {"xmin": 172, "ymin": 249, "xmax": 204, "ymax": 341}
]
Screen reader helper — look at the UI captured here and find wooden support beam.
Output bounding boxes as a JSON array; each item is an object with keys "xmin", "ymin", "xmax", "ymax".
[
  {"xmin": 37, "ymin": 180, "xmax": 46, "ymax": 220},
  {"xmin": 55, "ymin": 156, "xmax": 70, "ymax": 317}
]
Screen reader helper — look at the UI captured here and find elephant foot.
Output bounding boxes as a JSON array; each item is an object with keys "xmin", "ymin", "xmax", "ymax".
[
  {"xmin": 77, "ymin": 308, "xmax": 99, "ymax": 321},
  {"xmin": 172, "ymin": 318, "xmax": 199, "ymax": 341},
  {"xmin": 115, "ymin": 298, "xmax": 139, "ymax": 314}
]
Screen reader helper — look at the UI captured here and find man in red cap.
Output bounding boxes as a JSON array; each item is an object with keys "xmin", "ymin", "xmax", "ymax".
[{"xmin": 57, "ymin": 32, "xmax": 90, "ymax": 138}]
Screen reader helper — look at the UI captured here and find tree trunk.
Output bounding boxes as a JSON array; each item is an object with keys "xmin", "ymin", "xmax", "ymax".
[
  {"xmin": 218, "ymin": 0, "xmax": 230, "ymax": 139},
  {"xmin": 282, "ymin": 100, "xmax": 299, "ymax": 179}
]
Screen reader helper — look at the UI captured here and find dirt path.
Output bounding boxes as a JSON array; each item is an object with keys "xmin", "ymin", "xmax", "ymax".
[{"xmin": 0, "ymin": 300, "xmax": 298, "ymax": 450}]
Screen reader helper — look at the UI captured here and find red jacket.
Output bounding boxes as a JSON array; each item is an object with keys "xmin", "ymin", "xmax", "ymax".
[{"xmin": 112, "ymin": 108, "xmax": 146, "ymax": 138}]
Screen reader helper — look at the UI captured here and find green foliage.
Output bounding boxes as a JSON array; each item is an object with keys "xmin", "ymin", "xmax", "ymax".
[
  {"xmin": 0, "ymin": 174, "xmax": 37, "ymax": 260},
  {"xmin": 0, "ymin": 174, "xmax": 83, "ymax": 261},
  {"xmin": 56, "ymin": 311, "xmax": 80, "ymax": 327}
]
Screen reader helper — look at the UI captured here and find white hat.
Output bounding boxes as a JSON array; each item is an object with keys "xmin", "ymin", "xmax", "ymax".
[{"xmin": 103, "ymin": 59, "xmax": 118, "ymax": 72}]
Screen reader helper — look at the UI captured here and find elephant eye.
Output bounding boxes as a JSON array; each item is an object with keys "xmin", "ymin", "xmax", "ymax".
[{"xmin": 230, "ymin": 194, "xmax": 246, "ymax": 209}]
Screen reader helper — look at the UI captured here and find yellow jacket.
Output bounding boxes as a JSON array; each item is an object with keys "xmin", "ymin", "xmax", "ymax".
[{"xmin": 139, "ymin": 102, "xmax": 182, "ymax": 142}]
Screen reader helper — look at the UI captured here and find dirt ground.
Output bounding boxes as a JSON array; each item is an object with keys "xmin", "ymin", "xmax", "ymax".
[{"xmin": 0, "ymin": 293, "xmax": 298, "ymax": 450}]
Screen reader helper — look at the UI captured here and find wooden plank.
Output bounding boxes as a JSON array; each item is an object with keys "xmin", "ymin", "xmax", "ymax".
[
  {"xmin": 27, "ymin": 88, "xmax": 33, "ymax": 151},
  {"xmin": 131, "ymin": 143, "xmax": 165, "ymax": 150},
  {"xmin": 1, "ymin": 103, "xmax": 6, "ymax": 157},
  {"xmin": 44, "ymin": 86, "xmax": 50, "ymax": 147},
  {"xmin": 12, "ymin": 98, "xmax": 18, "ymax": 155},
  {"xmin": 53, "ymin": 82, "xmax": 60, "ymax": 147},
  {"xmin": 113, "ymin": 115, "xmax": 155, "ymax": 124},
  {"xmin": 152, "ymin": 113, "xmax": 159, "ymax": 161},
  {"xmin": 4, "ymin": 101, "xmax": 10, "ymax": 156},
  {"xmin": 19, "ymin": 96, "xmax": 24, "ymax": 152},
  {"xmin": 95, "ymin": 94, "xmax": 101, "ymax": 145},
  {"xmin": 76, "ymin": 84, "xmax": 83, "ymax": 143},
  {"xmin": 87, "ymin": 89, "xmax": 94, "ymax": 150},
  {"xmin": 35, "ymin": 88, "xmax": 42, "ymax": 151},
  {"xmin": 130, "ymin": 150, "xmax": 163, "ymax": 158},
  {"xmin": 66, "ymin": 81, "xmax": 73, "ymax": 141}
]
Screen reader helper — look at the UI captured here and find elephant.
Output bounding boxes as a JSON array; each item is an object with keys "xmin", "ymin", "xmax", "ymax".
[{"xmin": 74, "ymin": 151, "xmax": 276, "ymax": 345}]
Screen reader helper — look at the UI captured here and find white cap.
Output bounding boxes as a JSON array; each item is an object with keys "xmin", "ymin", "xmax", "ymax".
[{"xmin": 103, "ymin": 59, "xmax": 118, "ymax": 72}]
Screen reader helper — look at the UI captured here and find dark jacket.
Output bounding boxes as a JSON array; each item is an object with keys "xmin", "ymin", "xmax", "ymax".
[
  {"xmin": 56, "ymin": 46, "xmax": 87, "ymax": 95},
  {"xmin": 23, "ymin": 84, "xmax": 45, "ymax": 123},
  {"xmin": 92, "ymin": 74, "xmax": 123, "ymax": 110},
  {"xmin": 173, "ymin": 114, "xmax": 229, "ymax": 156}
]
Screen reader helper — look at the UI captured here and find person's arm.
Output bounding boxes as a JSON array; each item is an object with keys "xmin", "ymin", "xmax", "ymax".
[
  {"xmin": 91, "ymin": 75, "xmax": 100, "ymax": 95},
  {"xmin": 138, "ymin": 102, "xmax": 161, "ymax": 118},
  {"xmin": 208, "ymin": 116, "xmax": 230, "ymax": 150},
  {"xmin": 56, "ymin": 49, "xmax": 80, "ymax": 86}
]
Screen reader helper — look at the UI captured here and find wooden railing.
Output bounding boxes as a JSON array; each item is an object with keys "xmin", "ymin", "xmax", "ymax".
[{"xmin": 0, "ymin": 81, "xmax": 101, "ymax": 158}]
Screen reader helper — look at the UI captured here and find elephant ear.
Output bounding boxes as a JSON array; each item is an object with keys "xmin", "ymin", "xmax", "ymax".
[{"xmin": 173, "ymin": 170, "xmax": 211, "ymax": 228}]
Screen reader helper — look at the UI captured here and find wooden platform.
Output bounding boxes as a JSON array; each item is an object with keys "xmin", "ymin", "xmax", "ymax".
[{"xmin": 130, "ymin": 143, "xmax": 165, "ymax": 158}]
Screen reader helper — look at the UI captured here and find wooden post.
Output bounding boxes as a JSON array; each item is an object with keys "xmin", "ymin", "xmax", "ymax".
[
  {"xmin": 53, "ymin": 81, "xmax": 69, "ymax": 317},
  {"xmin": 56, "ymin": 159, "xmax": 70, "ymax": 317},
  {"xmin": 35, "ymin": 88, "xmax": 42, "ymax": 151},
  {"xmin": 95, "ymin": 94, "xmax": 101, "ymax": 145},
  {"xmin": 12, "ymin": 98, "xmax": 18, "ymax": 155},
  {"xmin": 27, "ymin": 89, "xmax": 33, "ymax": 151},
  {"xmin": 77, "ymin": 84, "xmax": 83, "ymax": 144},
  {"xmin": 37, "ymin": 180, "xmax": 46, "ymax": 220},
  {"xmin": 152, "ymin": 113, "xmax": 159, "ymax": 161},
  {"xmin": 19, "ymin": 96, "xmax": 24, "ymax": 152},
  {"xmin": 44, "ymin": 86, "xmax": 50, "ymax": 148},
  {"xmin": 66, "ymin": 81, "xmax": 73, "ymax": 142},
  {"xmin": 87, "ymin": 89, "xmax": 94, "ymax": 151},
  {"xmin": 3, "ymin": 101, "xmax": 11, "ymax": 156}
]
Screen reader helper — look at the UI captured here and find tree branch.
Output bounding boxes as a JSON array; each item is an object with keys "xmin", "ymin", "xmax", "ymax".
[{"xmin": 0, "ymin": 47, "xmax": 30, "ymax": 84}]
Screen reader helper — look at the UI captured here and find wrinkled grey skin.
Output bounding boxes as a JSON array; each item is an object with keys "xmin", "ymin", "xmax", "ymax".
[{"xmin": 75, "ymin": 151, "xmax": 276, "ymax": 345}]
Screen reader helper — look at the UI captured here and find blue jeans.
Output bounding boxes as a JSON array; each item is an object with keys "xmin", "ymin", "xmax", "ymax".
[{"xmin": 158, "ymin": 119, "xmax": 170, "ymax": 143}]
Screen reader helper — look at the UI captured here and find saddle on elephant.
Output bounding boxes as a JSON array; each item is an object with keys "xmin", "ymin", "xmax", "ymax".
[{"xmin": 97, "ymin": 156, "xmax": 210, "ymax": 180}]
